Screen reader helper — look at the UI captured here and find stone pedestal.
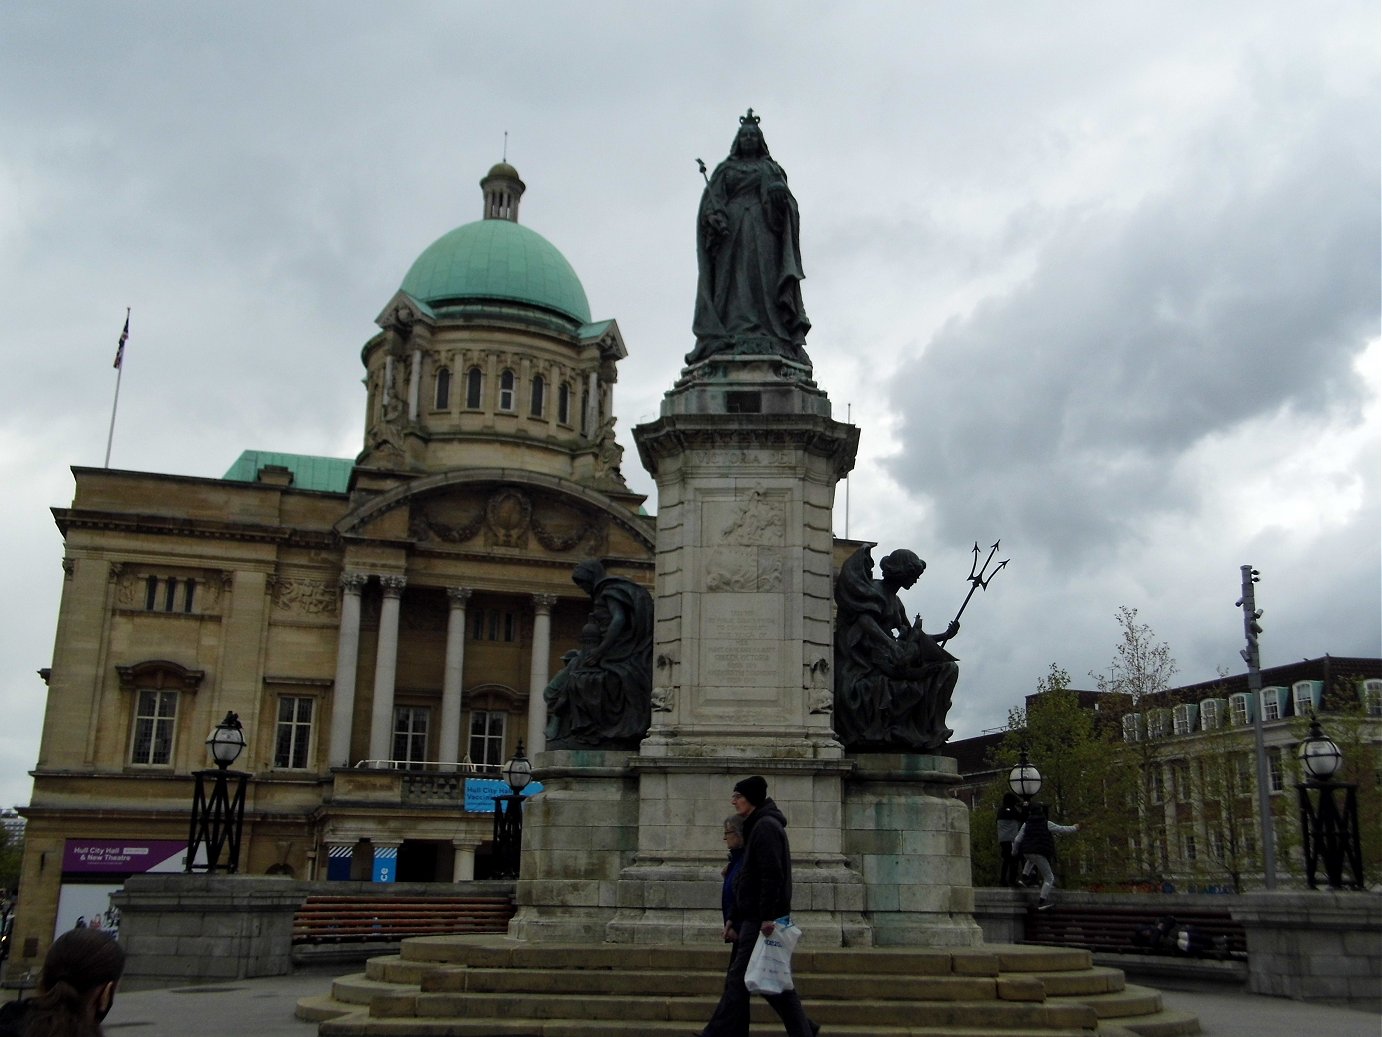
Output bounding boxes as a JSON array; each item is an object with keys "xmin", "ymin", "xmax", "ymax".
[
  {"xmin": 512, "ymin": 357, "xmax": 980, "ymax": 950},
  {"xmin": 111, "ymin": 874, "xmax": 302, "ymax": 990},
  {"xmin": 507, "ymin": 749, "xmax": 640, "ymax": 943},
  {"xmin": 844, "ymin": 755, "xmax": 981, "ymax": 947}
]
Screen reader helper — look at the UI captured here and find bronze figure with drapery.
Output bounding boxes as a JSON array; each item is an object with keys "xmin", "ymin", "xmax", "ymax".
[
  {"xmin": 833, "ymin": 546, "xmax": 960, "ymax": 752},
  {"xmin": 544, "ymin": 560, "xmax": 654, "ymax": 750},
  {"xmin": 687, "ymin": 109, "xmax": 811, "ymax": 367}
]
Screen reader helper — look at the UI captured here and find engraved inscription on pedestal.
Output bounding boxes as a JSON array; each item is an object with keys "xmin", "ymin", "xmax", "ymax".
[{"xmin": 699, "ymin": 592, "xmax": 783, "ymax": 697}]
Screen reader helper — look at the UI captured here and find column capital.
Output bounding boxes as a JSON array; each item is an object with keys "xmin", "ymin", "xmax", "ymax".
[
  {"xmin": 532, "ymin": 593, "xmax": 558, "ymax": 613},
  {"xmin": 339, "ymin": 571, "xmax": 368, "ymax": 593},
  {"xmin": 447, "ymin": 587, "xmax": 474, "ymax": 607},
  {"xmin": 380, "ymin": 574, "xmax": 408, "ymax": 596}
]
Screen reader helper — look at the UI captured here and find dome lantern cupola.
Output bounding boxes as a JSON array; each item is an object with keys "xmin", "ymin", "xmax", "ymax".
[{"xmin": 482, "ymin": 162, "xmax": 525, "ymax": 222}]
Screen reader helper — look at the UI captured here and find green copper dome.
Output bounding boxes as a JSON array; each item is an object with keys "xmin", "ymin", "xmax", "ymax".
[{"xmin": 399, "ymin": 219, "xmax": 591, "ymax": 324}]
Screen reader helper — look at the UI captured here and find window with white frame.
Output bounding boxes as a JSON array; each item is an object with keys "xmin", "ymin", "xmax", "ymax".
[
  {"xmin": 1229, "ymin": 693, "xmax": 1253, "ymax": 727},
  {"xmin": 1361, "ymin": 679, "xmax": 1382, "ymax": 717},
  {"xmin": 1150, "ymin": 766, "xmax": 1166, "ymax": 804},
  {"xmin": 131, "ymin": 689, "xmax": 178, "ymax": 765},
  {"xmin": 1172, "ymin": 703, "xmax": 1197, "ymax": 735},
  {"xmin": 498, "ymin": 369, "xmax": 516, "ymax": 412},
  {"xmin": 1200, "ymin": 699, "xmax": 1225, "ymax": 731},
  {"xmin": 1260, "ymin": 686, "xmax": 1286, "ymax": 721},
  {"xmin": 1122, "ymin": 713, "xmax": 1143, "ymax": 743},
  {"xmin": 1181, "ymin": 830, "xmax": 1197, "ymax": 862},
  {"xmin": 392, "ymin": 706, "xmax": 430, "ymax": 766},
  {"xmin": 1267, "ymin": 746, "xmax": 1284, "ymax": 793},
  {"xmin": 1293, "ymin": 681, "xmax": 1321, "ymax": 717},
  {"xmin": 1147, "ymin": 708, "xmax": 1170, "ymax": 738},
  {"xmin": 1171, "ymin": 759, "xmax": 1191, "ymax": 802},
  {"xmin": 273, "ymin": 696, "xmax": 315, "ymax": 769},
  {"xmin": 1233, "ymin": 753, "xmax": 1254, "ymax": 795},
  {"xmin": 468, "ymin": 710, "xmax": 506, "ymax": 768}
]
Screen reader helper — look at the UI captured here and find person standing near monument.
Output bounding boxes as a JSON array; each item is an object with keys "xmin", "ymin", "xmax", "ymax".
[
  {"xmin": 696, "ymin": 775, "xmax": 818, "ymax": 1037},
  {"xmin": 1013, "ymin": 803, "xmax": 1079, "ymax": 910},
  {"xmin": 996, "ymin": 792, "xmax": 1026, "ymax": 887},
  {"xmin": 719, "ymin": 814, "xmax": 746, "ymax": 945}
]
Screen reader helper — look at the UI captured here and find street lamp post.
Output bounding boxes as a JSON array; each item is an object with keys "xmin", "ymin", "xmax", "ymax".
[
  {"xmin": 492, "ymin": 742, "xmax": 532, "ymax": 880},
  {"xmin": 1296, "ymin": 715, "xmax": 1364, "ymax": 890},
  {"xmin": 185, "ymin": 711, "xmax": 250, "ymax": 874}
]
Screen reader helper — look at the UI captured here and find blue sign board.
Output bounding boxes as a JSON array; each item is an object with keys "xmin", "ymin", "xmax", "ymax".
[
  {"xmin": 371, "ymin": 844, "xmax": 397, "ymax": 883},
  {"xmin": 463, "ymin": 777, "xmax": 543, "ymax": 813}
]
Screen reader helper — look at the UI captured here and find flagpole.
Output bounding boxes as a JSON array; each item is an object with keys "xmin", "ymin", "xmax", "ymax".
[{"xmin": 105, "ymin": 308, "xmax": 129, "ymax": 468}]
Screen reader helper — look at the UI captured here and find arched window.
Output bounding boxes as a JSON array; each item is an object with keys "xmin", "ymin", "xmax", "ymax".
[
  {"xmin": 499, "ymin": 369, "xmax": 516, "ymax": 412},
  {"xmin": 465, "ymin": 367, "xmax": 483, "ymax": 409},
  {"xmin": 530, "ymin": 374, "xmax": 545, "ymax": 417},
  {"xmin": 558, "ymin": 382, "xmax": 571, "ymax": 425},
  {"xmin": 434, "ymin": 367, "xmax": 451, "ymax": 410}
]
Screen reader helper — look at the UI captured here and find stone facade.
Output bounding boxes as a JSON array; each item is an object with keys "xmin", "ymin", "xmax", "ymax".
[{"xmin": 12, "ymin": 165, "xmax": 654, "ymax": 973}]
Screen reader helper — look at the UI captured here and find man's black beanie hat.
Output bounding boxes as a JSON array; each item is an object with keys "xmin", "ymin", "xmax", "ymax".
[{"xmin": 734, "ymin": 775, "xmax": 768, "ymax": 807}]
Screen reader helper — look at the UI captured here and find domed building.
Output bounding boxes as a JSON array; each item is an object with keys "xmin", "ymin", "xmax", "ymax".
[{"xmin": 11, "ymin": 164, "xmax": 655, "ymax": 966}]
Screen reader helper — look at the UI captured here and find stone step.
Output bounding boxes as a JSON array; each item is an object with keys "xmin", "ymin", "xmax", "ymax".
[
  {"xmin": 1028, "ymin": 965, "xmax": 1127, "ymax": 996},
  {"xmin": 296, "ymin": 938, "xmax": 1197, "ymax": 1036},
  {"xmin": 331, "ymin": 974, "xmax": 420, "ymax": 1007},
  {"xmin": 317, "ymin": 1012, "xmax": 1099, "ymax": 1037},
  {"xmin": 404, "ymin": 991, "xmax": 1096, "ymax": 1030},
  {"xmin": 1055, "ymin": 983, "xmax": 1162, "ymax": 1020},
  {"xmin": 1103, "ymin": 1009, "xmax": 1202, "ymax": 1037}
]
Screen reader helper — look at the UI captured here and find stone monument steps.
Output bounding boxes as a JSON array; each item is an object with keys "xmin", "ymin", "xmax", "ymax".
[{"xmin": 295, "ymin": 937, "xmax": 1199, "ymax": 1035}]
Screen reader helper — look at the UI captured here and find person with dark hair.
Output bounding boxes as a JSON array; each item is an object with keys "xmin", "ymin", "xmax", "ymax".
[
  {"xmin": 1013, "ymin": 803, "xmax": 1079, "ymax": 910},
  {"xmin": 696, "ymin": 775, "xmax": 818, "ymax": 1037},
  {"xmin": 0, "ymin": 927, "xmax": 125, "ymax": 1037},
  {"xmin": 720, "ymin": 814, "xmax": 746, "ymax": 944},
  {"xmin": 996, "ymin": 792, "xmax": 1026, "ymax": 887}
]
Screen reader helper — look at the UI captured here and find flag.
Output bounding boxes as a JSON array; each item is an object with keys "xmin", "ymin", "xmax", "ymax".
[{"xmin": 113, "ymin": 312, "xmax": 129, "ymax": 369}]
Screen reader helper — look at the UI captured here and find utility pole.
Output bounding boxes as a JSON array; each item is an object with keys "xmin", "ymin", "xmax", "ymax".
[{"xmin": 1237, "ymin": 564, "xmax": 1276, "ymax": 889}]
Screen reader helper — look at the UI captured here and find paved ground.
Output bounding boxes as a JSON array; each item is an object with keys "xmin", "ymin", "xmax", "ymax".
[{"xmin": 70, "ymin": 968, "xmax": 1378, "ymax": 1037}]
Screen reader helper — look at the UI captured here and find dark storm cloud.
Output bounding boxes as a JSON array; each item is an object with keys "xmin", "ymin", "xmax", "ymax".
[{"xmin": 884, "ymin": 90, "xmax": 1379, "ymax": 567}]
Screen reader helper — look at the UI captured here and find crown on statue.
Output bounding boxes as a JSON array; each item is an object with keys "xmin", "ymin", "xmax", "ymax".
[{"xmin": 739, "ymin": 108, "xmax": 761, "ymax": 127}]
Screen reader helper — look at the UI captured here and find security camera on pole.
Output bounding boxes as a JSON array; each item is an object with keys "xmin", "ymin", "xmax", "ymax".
[{"xmin": 1236, "ymin": 565, "xmax": 1276, "ymax": 890}]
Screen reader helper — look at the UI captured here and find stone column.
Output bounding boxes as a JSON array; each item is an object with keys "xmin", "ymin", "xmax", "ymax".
[
  {"xmin": 367, "ymin": 575, "xmax": 407, "ymax": 764},
  {"xmin": 439, "ymin": 587, "xmax": 472, "ymax": 768},
  {"xmin": 452, "ymin": 841, "xmax": 476, "ymax": 882},
  {"xmin": 526, "ymin": 594, "xmax": 557, "ymax": 754},
  {"xmin": 328, "ymin": 572, "xmax": 368, "ymax": 768},
  {"xmin": 407, "ymin": 348, "xmax": 423, "ymax": 420},
  {"xmin": 584, "ymin": 370, "xmax": 599, "ymax": 435}
]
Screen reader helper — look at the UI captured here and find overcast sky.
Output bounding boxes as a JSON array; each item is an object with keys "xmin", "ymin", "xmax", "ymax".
[{"xmin": 1, "ymin": 2, "xmax": 1377, "ymax": 809}]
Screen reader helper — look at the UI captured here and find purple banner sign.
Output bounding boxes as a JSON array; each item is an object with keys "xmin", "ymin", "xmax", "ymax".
[{"xmin": 62, "ymin": 840, "xmax": 187, "ymax": 874}]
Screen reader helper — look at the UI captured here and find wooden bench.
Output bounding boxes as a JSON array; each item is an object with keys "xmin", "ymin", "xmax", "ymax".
[
  {"xmin": 291, "ymin": 894, "xmax": 515, "ymax": 945},
  {"xmin": 1024, "ymin": 904, "xmax": 1246, "ymax": 959}
]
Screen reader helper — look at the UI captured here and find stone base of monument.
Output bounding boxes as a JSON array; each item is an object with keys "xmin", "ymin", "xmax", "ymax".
[
  {"xmin": 844, "ymin": 753, "xmax": 982, "ymax": 948},
  {"xmin": 509, "ymin": 749, "xmax": 980, "ymax": 949}
]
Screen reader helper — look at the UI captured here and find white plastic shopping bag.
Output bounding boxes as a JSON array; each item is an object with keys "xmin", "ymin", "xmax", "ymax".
[{"xmin": 744, "ymin": 916, "xmax": 803, "ymax": 994}]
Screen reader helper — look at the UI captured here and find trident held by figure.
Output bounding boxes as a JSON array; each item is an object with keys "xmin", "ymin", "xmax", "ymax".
[{"xmin": 936, "ymin": 540, "xmax": 1008, "ymax": 644}]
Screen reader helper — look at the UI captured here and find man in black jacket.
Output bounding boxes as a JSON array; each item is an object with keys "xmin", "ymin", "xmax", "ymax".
[{"xmin": 696, "ymin": 775, "xmax": 818, "ymax": 1037}]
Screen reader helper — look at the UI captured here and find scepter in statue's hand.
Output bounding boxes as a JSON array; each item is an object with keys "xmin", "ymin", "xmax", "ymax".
[{"xmin": 938, "ymin": 540, "xmax": 1008, "ymax": 644}]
